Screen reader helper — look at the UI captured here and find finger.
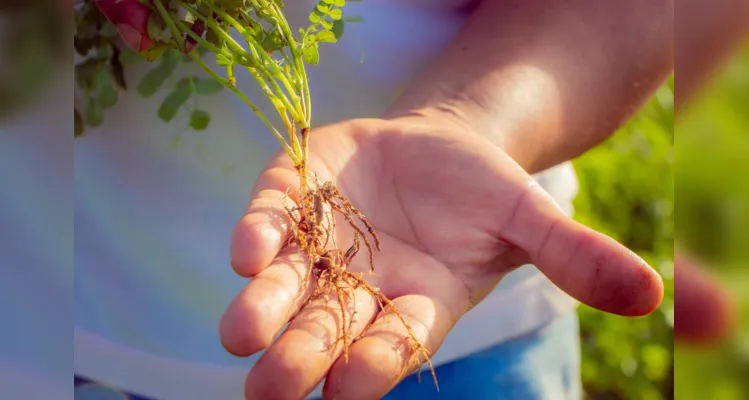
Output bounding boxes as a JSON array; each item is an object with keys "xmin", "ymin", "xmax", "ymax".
[
  {"xmin": 322, "ymin": 250, "xmax": 468, "ymax": 400},
  {"xmin": 219, "ymin": 249, "xmax": 313, "ymax": 357},
  {"xmin": 502, "ymin": 181, "xmax": 664, "ymax": 316},
  {"xmin": 322, "ymin": 294, "xmax": 457, "ymax": 400},
  {"xmin": 244, "ymin": 283, "xmax": 379, "ymax": 400},
  {"xmin": 230, "ymin": 166, "xmax": 299, "ymax": 277},
  {"xmin": 674, "ymin": 254, "xmax": 735, "ymax": 344}
]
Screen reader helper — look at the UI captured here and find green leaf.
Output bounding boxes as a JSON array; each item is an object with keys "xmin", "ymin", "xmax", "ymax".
[
  {"xmin": 206, "ymin": 29, "xmax": 224, "ymax": 48},
  {"xmin": 309, "ymin": 11, "xmax": 321, "ymax": 23},
  {"xmin": 176, "ymin": 77, "xmax": 193, "ymax": 92},
  {"xmin": 74, "ymin": 109, "xmax": 83, "ymax": 137},
  {"xmin": 216, "ymin": 53, "xmax": 232, "ymax": 66},
  {"xmin": 118, "ymin": 48, "xmax": 142, "ymax": 67},
  {"xmin": 85, "ymin": 97, "xmax": 104, "ymax": 128},
  {"xmin": 157, "ymin": 86, "xmax": 191, "ymax": 122},
  {"xmin": 262, "ymin": 30, "xmax": 286, "ymax": 51},
  {"xmin": 331, "ymin": 20, "xmax": 344, "ymax": 39},
  {"xmin": 329, "ymin": 9, "xmax": 343, "ymax": 20},
  {"xmin": 320, "ymin": 20, "xmax": 334, "ymax": 30},
  {"xmin": 189, "ymin": 110, "xmax": 211, "ymax": 130},
  {"xmin": 96, "ymin": 69, "xmax": 118, "ymax": 109},
  {"xmin": 75, "ymin": 4, "xmax": 99, "ymax": 38},
  {"xmin": 97, "ymin": 44, "xmax": 114, "ymax": 59},
  {"xmin": 252, "ymin": 28, "xmax": 265, "ymax": 46},
  {"xmin": 194, "ymin": 79, "xmax": 224, "ymax": 94},
  {"xmin": 98, "ymin": 86, "xmax": 118, "ymax": 109},
  {"xmin": 316, "ymin": 3, "xmax": 330, "ymax": 13},
  {"xmin": 177, "ymin": 77, "xmax": 223, "ymax": 95},
  {"xmin": 303, "ymin": 44, "xmax": 320, "ymax": 65},
  {"xmin": 316, "ymin": 30, "xmax": 337, "ymax": 43},
  {"xmin": 333, "ymin": 0, "xmax": 345, "ymax": 5},
  {"xmin": 73, "ymin": 36, "xmax": 95, "ymax": 56},
  {"xmin": 137, "ymin": 51, "xmax": 179, "ymax": 98},
  {"xmin": 109, "ymin": 51, "xmax": 127, "ymax": 90},
  {"xmin": 342, "ymin": 16, "xmax": 364, "ymax": 23},
  {"xmin": 142, "ymin": 44, "xmax": 170, "ymax": 63},
  {"xmin": 184, "ymin": 12, "xmax": 196, "ymax": 25},
  {"xmin": 75, "ymin": 58, "xmax": 101, "ymax": 90},
  {"xmin": 99, "ymin": 21, "xmax": 120, "ymax": 38},
  {"xmin": 147, "ymin": 14, "xmax": 166, "ymax": 41},
  {"xmin": 138, "ymin": 68, "xmax": 168, "ymax": 97},
  {"xmin": 304, "ymin": 33, "xmax": 317, "ymax": 46}
]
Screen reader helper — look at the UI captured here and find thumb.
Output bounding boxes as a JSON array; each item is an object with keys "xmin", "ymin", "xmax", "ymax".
[{"xmin": 502, "ymin": 181, "xmax": 664, "ymax": 316}]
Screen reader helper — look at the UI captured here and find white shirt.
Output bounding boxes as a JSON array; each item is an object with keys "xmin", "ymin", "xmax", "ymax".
[{"xmin": 70, "ymin": 1, "xmax": 579, "ymax": 398}]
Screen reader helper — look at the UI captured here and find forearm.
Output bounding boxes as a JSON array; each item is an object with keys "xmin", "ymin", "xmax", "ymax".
[{"xmin": 385, "ymin": 0, "xmax": 673, "ymax": 173}]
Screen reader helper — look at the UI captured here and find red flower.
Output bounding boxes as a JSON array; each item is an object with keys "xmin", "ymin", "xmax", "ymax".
[{"xmin": 95, "ymin": 0, "xmax": 154, "ymax": 52}]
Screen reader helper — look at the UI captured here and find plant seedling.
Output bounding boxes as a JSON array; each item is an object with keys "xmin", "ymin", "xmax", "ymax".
[{"xmin": 80, "ymin": 0, "xmax": 438, "ymax": 390}]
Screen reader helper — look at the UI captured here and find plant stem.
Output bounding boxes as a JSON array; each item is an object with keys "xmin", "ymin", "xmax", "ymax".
[
  {"xmin": 173, "ymin": 19, "xmax": 297, "ymax": 146},
  {"xmin": 264, "ymin": 1, "xmax": 311, "ymax": 125},
  {"xmin": 153, "ymin": 0, "xmax": 183, "ymax": 48},
  {"xmin": 299, "ymin": 127, "xmax": 310, "ymax": 194},
  {"xmin": 188, "ymin": 2, "xmax": 304, "ymax": 123},
  {"xmin": 153, "ymin": 0, "xmax": 299, "ymax": 164},
  {"xmin": 300, "ymin": 61, "xmax": 311, "ymax": 127},
  {"xmin": 193, "ymin": 52, "xmax": 300, "ymax": 164},
  {"xmin": 177, "ymin": 7, "xmax": 291, "ymax": 106}
]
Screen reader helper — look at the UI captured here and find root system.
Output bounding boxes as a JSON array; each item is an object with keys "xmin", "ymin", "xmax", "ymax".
[{"xmin": 284, "ymin": 175, "xmax": 438, "ymax": 389}]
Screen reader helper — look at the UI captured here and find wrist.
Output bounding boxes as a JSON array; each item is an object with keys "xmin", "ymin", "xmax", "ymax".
[
  {"xmin": 384, "ymin": 100, "xmax": 500, "ymax": 143},
  {"xmin": 381, "ymin": 59, "xmax": 573, "ymax": 174},
  {"xmin": 382, "ymin": 92, "xmax": 543, "ymax": 173}
]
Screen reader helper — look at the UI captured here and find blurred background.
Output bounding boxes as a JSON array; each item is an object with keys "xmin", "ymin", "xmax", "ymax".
[
  {"xmin": 0, "ymin": 2, "xmax": 72, "ymax": 398},
  {"xmin": 673, "ymin": 44, "xmax": 749, "ymax": 400},
  {"xmin": 571, "ymin": 78, "xmax": 674, "ymax": 400},
  {"xmin": 571, "ymin": 44, "xmax": 749, "ymax": 399}
]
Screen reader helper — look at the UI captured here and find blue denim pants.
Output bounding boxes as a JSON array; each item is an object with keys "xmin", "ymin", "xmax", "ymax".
[
  {"xmin": 74, "ymin": 311, "xmax": 581, "ymax": 400},
  {"xmin": 381, "ymin": 311, "xmax": 581, "ymax": 400}
]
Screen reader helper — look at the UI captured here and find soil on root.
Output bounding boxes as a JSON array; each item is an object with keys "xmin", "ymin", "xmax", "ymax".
[{"xmin": 283, "ymin": 177, "xmax": 438, "ymax": 390}]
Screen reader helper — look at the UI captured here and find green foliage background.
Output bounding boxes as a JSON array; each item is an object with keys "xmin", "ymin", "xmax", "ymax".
[
  {"xmin": 572, "ymin": 46, "xmax": 749, "ymax": 399},
  {"xmin": 673, "ymin": 46, "xmax": 749, "ymax": 400},
  {"xmin": 571, "ymin": 79, "xmax": 675, "ymax": 400}
]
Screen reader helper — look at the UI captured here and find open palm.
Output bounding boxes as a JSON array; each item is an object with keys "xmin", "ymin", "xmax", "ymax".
[{"xmin": 220, "ymin": 117, "xmax": 664, "ymax": 400}]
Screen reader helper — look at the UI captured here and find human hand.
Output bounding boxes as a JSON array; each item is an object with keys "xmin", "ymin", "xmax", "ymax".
[{"xmin": 219, "ymin": 116, "xmax": 664, "ymax": 400}]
